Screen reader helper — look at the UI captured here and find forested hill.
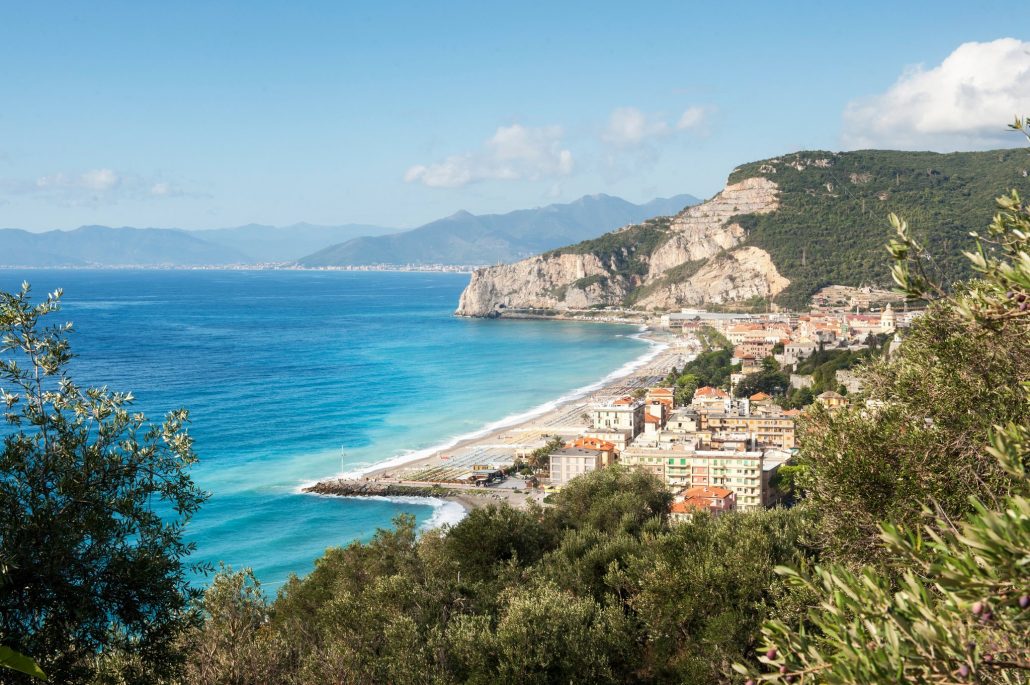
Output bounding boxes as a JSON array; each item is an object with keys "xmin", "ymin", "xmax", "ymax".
[
  {"xmin": 730, "ymin": 148, "xmax": 1030, "ymax": 307},
  {"xmin": 456, "ymin": 148, "xmax": 1030, "ymax": 315}
]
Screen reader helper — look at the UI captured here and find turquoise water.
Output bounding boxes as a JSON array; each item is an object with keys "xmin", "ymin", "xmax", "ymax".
[{"xmin": 0, "ymin": 270, "xmax": 650, "ymax": 587}]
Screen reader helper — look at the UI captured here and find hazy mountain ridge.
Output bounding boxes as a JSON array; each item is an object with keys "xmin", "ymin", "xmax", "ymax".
[
  {"xmin": 0, "ymin": 225, "xmax": 248, "ymax": 267},
  {"xmin": 192, "ymin": 223, "xmax": 398, "ymax": 263},
  {"xmin": 456, "ymin": 148, "xmax": 1030, "ymax": 315},
  {"xmin": 296, "ymin": 193, "xmax": 700, "ymax": 266},
  {"xmin": 0, "ymin": 194, "xmax": 697, "ymax": 267}
]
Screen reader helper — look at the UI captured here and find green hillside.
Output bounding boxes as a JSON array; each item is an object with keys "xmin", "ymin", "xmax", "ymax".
[
  {"xmin": 531, "ymin": 149, "xmax": 1030, "ymax": 311},
  {"xmin": 729, "ymin": 148, "xmax": 1030, "ymax": 308}
]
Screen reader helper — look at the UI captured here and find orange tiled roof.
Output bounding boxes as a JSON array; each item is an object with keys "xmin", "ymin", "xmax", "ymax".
[
  {"xmin": 670, "ymin": 499, "xmax": 708, "ymax": 514},
  {"xmin": 694, "ymin": 386, "xmax": 729, "ymax": 399},
  {"xmin": 749, "ymin": 392, "xmax": 772, "ymax": 401},
  {"xmin": 683, "ymin": 485, "xmax": 733, "ymax": 498},
  {"xmin": 573, "ymin": 437, "xmax": 616, "ymax": 452}
]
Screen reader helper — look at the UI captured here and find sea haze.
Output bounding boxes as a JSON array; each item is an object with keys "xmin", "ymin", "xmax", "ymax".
[{"xmin": 0, "ymin": 270, "xmax": 649, "ymax": 587}]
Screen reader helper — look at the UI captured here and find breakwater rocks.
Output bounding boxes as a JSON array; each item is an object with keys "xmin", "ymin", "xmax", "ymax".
[{"xmin": 303, "ymin": 479, "xmax": 449, "ymax": 499}]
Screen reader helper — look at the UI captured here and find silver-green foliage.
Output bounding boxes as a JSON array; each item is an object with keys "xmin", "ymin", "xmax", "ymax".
[
  {"xmin": 0, "ymin": 284, "xmax": 208, "ymax": 684},
  {"xmin": 738, "ymin": 125, "xmax": 1030, "ymax": 684}
]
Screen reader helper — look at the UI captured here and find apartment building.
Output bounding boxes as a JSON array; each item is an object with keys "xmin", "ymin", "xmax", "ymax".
[
  {"xmin": 549, "ymin": 447, "xmax": 604, "ymax": 487},
  {"xmin": 591, "ymin": 396, "xmax": 645, "ymax": 437}
]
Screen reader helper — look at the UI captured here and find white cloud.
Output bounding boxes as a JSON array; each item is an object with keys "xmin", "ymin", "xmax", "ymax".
[
  {"xmin": 36, "ymin": 168, "xmax": 121, "ymax": 192},
  {"xmin": 843, "ymin": 38, "xmax": 1030, "ymax": 150},
  {"xmin": 0, "ymin": 168, "xmax": 199, "ymax": 206},
  {"xmin": 601, "ymin": 106, "xmax": 711, "ymax": 146},
  {"xmin": 677, "ymin": 106, "xmax": 708, "ymax": 131},
  {"xmin": 405, "ymin": 124, "xmax": 574, "ymax": 188},
  {"xmin": 602, "ymin": 107, "xmax": 670, "ymax": 146}
]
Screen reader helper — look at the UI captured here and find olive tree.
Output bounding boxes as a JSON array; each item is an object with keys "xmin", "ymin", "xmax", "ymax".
[{"xmin": 0, "ymin": 284, "xmax": 208, "ymax": 684}]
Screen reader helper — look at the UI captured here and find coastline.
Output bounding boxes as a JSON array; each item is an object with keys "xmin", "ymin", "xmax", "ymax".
[{"xmin": 304, "ymin": 327, "xmax": 695, "ymax": 517}]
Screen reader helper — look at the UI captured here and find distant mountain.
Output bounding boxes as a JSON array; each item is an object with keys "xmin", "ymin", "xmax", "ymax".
[
  {"xmin": 297, "ymin": 193, "xmax": 700, "ymax": 267},
  {"xmin": 192, "ymin": 223, "xmax": 398, "ymax": 263},
  {"xmin": 0, "ymin": 226, "xmax": 248, "ymax": 267}
]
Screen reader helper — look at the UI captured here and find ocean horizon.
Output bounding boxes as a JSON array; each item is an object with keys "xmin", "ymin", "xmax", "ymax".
[{"xmin": 0, "ymin": 269, "xmax": 651, "ymax": 587}]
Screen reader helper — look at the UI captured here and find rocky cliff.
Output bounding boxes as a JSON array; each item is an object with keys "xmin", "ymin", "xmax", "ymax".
[
  {"xmin": 457, "ymin": 148, "xmax": 1028, "ymax": 314},
  {"xmin": 456, "ymin": 176, "xmax": 787, "ymax": 316}
]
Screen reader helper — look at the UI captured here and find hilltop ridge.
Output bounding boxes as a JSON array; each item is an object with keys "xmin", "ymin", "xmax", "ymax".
[{"xmin": 456, "ymin": 148, "xmax": 1030, "ymax": 314}]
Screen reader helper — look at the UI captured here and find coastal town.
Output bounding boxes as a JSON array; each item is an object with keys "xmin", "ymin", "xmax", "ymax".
[{"xmin": 307, "ymin": 295, "xmax": 915, "ymax": 519}]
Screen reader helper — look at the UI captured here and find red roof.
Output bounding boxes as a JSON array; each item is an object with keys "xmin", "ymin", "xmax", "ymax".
[
  {"xmin": 749, "ymin": 392, "xmax": 772, "ymax": 401},
  {"xmin": 670, "ymin": 499, "xmax": 707, "ymax": 514},
  {"xmin": 694, "ymin": 386, "xmax": 729, "ymax": 399},
  {"xmin": 643, "ymin": 413, "xmax": 662, "ymax": 424},
  {"xmin": 682, "ymin": 485, "xmax": 733, "ymax": 499},
  {"xmin": 573, "ymin": 437, "xmax": 616, "ymax": 452}
]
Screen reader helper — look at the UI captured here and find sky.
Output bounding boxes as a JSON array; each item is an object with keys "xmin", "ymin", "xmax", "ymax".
[{"xmin": 1, "ymin": 1, "xmax": 1028, "ymax": 231}]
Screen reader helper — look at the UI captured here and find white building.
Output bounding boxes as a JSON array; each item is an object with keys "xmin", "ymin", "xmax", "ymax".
[{"xmin": 549, "ymin": 447, "xmax": 604, "ymax": 487}]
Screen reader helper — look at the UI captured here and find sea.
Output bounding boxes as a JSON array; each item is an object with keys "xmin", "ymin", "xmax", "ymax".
[{"xmin": 0, "ymin": 270, "xmax": 652, "ymax": 588}]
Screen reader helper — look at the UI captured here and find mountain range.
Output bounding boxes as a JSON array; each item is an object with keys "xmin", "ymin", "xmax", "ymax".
[
  {"xmin": 456, "ymin": 148, "xmax": 1030, "ymax": 315},
  {"xmin": 0, "ymin": 194, "xmax": 698, "ymax": 268},
  {"xmin": 0, "ymin": 223, "xmax": 397, "ymax": 267},
  {"xmin": 297, "ymin": 194, "xmax": 699, "ymax": 266}
]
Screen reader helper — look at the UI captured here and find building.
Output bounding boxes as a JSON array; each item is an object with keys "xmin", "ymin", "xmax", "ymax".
[
  {"xmin": 618, "ymin": 444, "xmax": 680, "ymax": 481},
  {"xmin": 734, "ymin": 340, "xmax": 776, "ymax": 360},
  {"xmin": 880, "ymin": 303, "xmax": 896, "ymax": 332},
  {"xmin": 669, "ymin": 486, "xmax": 736, "ymax": 522},
  {"xmin": 666, "ymin": 408, "xmax": 700, "ymax": 433},
  {"xmin": 761, "ymin": 449, "xmax": 794, "ymax": 507},
  {"xmin": 691, "ymin": 386, "xmax": 731, "ymax": 413},
  {"xmin": 783, "ymin": 339, "xmax": 818, "ymax": 366},
  {"xmin": 702, "ymin": 411, "xmax": 796, "ymax": 449},
  {"xmin": 549, "ymin": 447, "xmax": 604, "ymax": 487},
  {"xmin": 583, "ymin": 428, "xmax": 630, "ymax": 452},
  {"xmin": 816, "ymin": 390, "xmax": 848, "ymax": 410},
  {"xmin": 570, "ymin": 437, "xmax": 618, "ymax": 466},
  {"xmin": 646, "ymin": 386, "xmax": 675, "ymax": 410},
  {"xmin": 621, "ymin": 445, "xmax": 765, "ymax": 510},
  {"xmin": 591, "ymin": 396, "xmax": 645, "ymax": 437}
]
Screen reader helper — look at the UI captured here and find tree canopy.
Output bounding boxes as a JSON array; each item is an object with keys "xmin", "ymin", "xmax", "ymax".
[{"xmin": 0, "ymin": 284, "xmax": 207, "ymax": 684}]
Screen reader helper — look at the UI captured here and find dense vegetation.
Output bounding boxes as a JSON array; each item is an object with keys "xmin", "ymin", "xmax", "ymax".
[
  {"xmin": 0, "ymin": 285, "xmax": 207, "ymax": 684},
  {"xmin": 729, "ymin": 149, "xmax": 1030, "ymax": 308},
  {"xmin": 185, "ymin": 470, "xmax": 813, "ymax": 684},
  {"xmin": 184, "ymin": 168, "xmax": 1027, "ymax": 684},
  {"xmin": 546, "ymin": 216, "xmax": 673, "ymax": 281},
  {"xmin": 662, "ymin": 327, "xmax": 736, "ymax": 404},
  {"xmin": 538, "ymin": 149, "xmax": 1029, "ymax": 310},
  {"xmin": 777, "ymin": 338, "xmax": 893, "ymax": 407},
  {"xmin": 3, "ymin": 136, "xmax": 1029, "ymax": 683},
  {"xmin": 732, "ymin": 358, "xmax": 789, "ymax": 399}
]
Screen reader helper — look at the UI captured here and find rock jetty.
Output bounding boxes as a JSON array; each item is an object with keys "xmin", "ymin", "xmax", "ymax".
[{"xmin": 303, "ymin": 479, "xmax": 447, "ymax": 499}]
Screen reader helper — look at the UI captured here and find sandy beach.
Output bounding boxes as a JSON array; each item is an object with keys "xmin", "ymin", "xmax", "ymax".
[{"xmin": 306, "ymin": 327, "xmax": 697, "ymax": 512}]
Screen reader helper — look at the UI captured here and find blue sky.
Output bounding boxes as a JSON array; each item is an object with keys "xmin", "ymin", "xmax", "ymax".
[{"xmin": 1, "ymin": 1, "xmax": 1027, "ymax": 231}]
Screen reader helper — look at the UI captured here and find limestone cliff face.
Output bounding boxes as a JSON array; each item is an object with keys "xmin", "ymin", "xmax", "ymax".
[
  {"xmin": 633, "ymin": 247, "xmax": 790, "ymax": 310},
  {"xmin": 456, "ymin": 252, "xmax": 625, "ymax": 316},
  {"xmin": 455, "ymin": 176, "xmax": 789, "ymax": 317},
  {"xmin": 645, "ymin": 177, "xmax": 778, "ymax": 278}
]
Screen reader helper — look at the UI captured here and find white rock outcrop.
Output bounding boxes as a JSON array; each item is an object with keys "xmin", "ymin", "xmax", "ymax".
[
  {"xmin": 455, "ymin": 176, "xmax": 789, "ymax": 316},
  {"xmin": 633, "ymin": 247, "xmax": 790, "ymax": 310}
]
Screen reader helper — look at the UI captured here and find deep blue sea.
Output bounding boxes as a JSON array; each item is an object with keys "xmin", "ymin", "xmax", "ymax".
[{"xmin": 0, "ymin": 270, "xmax": 649, "ymax": 588}]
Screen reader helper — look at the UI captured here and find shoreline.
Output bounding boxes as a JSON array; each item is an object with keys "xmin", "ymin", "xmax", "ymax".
[{"xmin": 304, "ymin": 327, "xmax": 695, "ymax": 516}]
